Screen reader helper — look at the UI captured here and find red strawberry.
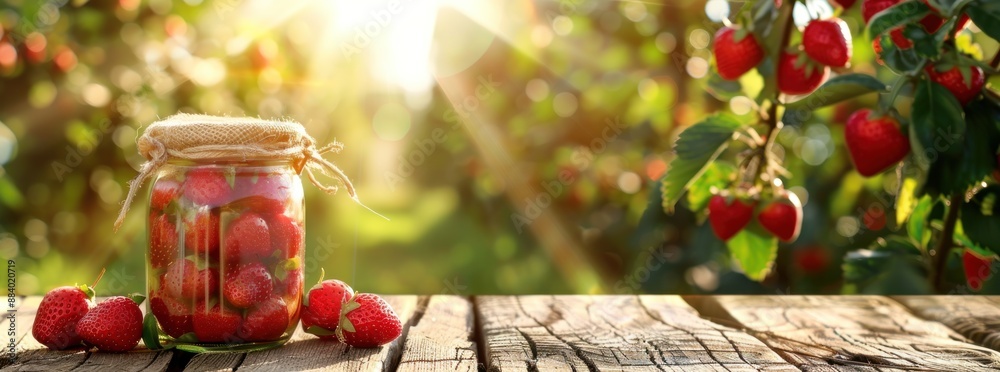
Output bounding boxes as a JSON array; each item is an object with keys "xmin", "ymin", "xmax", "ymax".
[
  {"xmin": 31, "ymin": 285, "xmax": 95, "ymax": 350},
  {"xmin": 707, "ymin": 195, "xmax": 756, "ymax": 241},
  {"xmin": 926, "ymin": 64, "xmax": 985, "ymax": 106},
  {"xmin": 963, "ymin": 249, "xmax": 994, "ymax": 291},
  {"xmin": 845, "ymin": 109, "xmax": 911, "ymax": 177},
  {"xmin": 223, "ymin": 262, "xmax": 274, "ymax": 309},
  {"xmin": 890, "ymin": 29, "xmax": 912, "ymax": 49},
  {"xmin": 184, "ymin": 209, "xmax": 220, "ymax": 260},
  {"xmin": 713, "ymin": 27, "xmax": 765, "ymax": 80},
  {"xmin": 831, "ymin": 0, "xmax": 856, "ymax": 8},
  {"xmin": 193, "ymin": 301, "xmax": 242, "ymax": 343},
  {"xmin": 757, "ymin": 193, "xmax": 803, "ymax": 242},
  {"xmin": 182, "ymin": 167, "xmax": 232, "ymax": 207},
  {"xmin": 151, "ymin": 179, "xmax": 180, "ymax": 212},
  {"xmin": 164, "ymin": 259, "xmax": 219, "ymax": 301},
  {"xmin": 862, "ymin": 0, "xmax": 899, "ymax": 23},
  {"xmin": 872, "ymin": 40, "xmax": 885, "ymax": 66},
  {"xmin": 778, "ymin": 51, "xmax": 829, "ymax": 95},
  {"xmin": 795, "ymin": 246, "xmax": 830, "ymax": 273},
  {"xmin": 274, "ymin": 257, "xmax": 303, "ymax": 298},
  {"xmin": 75, "ymin": 295, "xmax": 144, "ymax": 352},
  {"xmin": 234, "ymin": 171, "xmax": 292, "ymax": 214},
  {"xmin": 336, "ymin": 293, "xmax": 402, "ymax": 348},
  {"xmin": 268, "ymin": 213, "xmax": 303, "ymax": 260},
  {"xmin": 150, "ymin": 294, "xmax": 193, "ymax": 338},
  {"xmin": 302, "ymin": 278, "xmax": 354, "ymax": 338},
  {"xmin": 224, "ymin": 213, "xmax": 272, "ymax": 264},
  {"xmin": 803, "ymin": 19, "xmax": 852, "ymax": 67},
  {"xmin": 237, "ymin": 296, "xmax": 289, "ymax": 341},
  {"xmin": 149, "ymin": 214, "xmax": 178, "ymax": 270}
]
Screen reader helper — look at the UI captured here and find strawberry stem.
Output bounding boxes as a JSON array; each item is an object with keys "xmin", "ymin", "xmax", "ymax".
[
  {"xmin": 753, "ymin": 0, "xmax": 795, "ymax": 187},
  {"xmin": 91, "ymin": 268, "xmax": 107, "ymax": 289},
  {"xmin": 930, "ymin": 192, "xmax": 963, "ymax": 292}
]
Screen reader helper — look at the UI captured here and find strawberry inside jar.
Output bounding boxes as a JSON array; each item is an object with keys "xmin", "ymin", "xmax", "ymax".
[{"xmin": 117, "ymin": 114, "xmax": 363, "ymax": 352}]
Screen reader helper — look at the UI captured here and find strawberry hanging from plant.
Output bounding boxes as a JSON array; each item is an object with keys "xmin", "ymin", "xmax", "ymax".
[{"xmin": 648, "ymin": 0, "xmax": 1000, "ymax": 291}]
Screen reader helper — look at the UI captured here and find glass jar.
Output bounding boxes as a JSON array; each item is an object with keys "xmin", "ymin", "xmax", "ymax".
[{"xmin": 146, "ymin": 159, "xmax": 304, "ymax": 352}]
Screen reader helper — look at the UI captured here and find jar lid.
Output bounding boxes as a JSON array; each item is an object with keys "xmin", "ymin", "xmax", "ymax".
[{"xmin": 115, "ymin": 114, "xmax": 372, "ymax": 231}]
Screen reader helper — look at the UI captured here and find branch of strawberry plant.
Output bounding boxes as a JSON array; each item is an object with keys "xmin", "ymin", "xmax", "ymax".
[
  {"xmin": 753, "ymin": 0, "xmax": 796, "ymax": 186},
  {"xmin": 930, "ymin": 192, "xmax": 963, "ymax": 292}
]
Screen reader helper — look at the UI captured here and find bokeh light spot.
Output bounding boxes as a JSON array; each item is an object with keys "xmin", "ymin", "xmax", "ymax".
[{"xmin": 553, "ymin": 92, "xmax": 578, "ymax": 118}]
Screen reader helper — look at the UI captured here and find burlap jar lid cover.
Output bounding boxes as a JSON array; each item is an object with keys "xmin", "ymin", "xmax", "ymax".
[{"xmin": 115, "ymin": 113, "xmax": 375, "ymax": 231}]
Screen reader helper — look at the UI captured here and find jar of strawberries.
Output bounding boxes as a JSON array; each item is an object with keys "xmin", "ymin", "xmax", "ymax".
[{"xmin": 115, "ymin": 114, "xmax": 362, "ymax": 352}]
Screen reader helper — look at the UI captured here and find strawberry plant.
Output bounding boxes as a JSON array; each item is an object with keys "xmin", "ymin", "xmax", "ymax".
[{"xmin": 649, "ymin": 0, "xmax": 1000, "ymax": 292}]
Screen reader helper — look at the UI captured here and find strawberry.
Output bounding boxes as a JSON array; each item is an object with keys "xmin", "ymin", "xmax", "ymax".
[
  {"xmin": 794, "ymin": 246, "xmax": 830, "ymax": 273},
  {"xmin": 234, "ymin": 171, "xmax": 292, "ymax": 214},
  {"xmin": 31, "ymin": 285, "xmax": 95, "ymax": 350},
  {"xmin": 707, "ymin": 195, "xmax": 756, "ymax": 241},
  {"xmin": 223, "ymin": 262, "xmax": 274, "ymax": 309},
  {"xmin": 803, "ymin": 19, "xmax": 852, "ymax": 67},
  {"xmin": 276, "ymin": 267, "xmax": 303, "ymax": 298},
  {"xmin": 75, "ymin": 295, "xmax": 144, "ymax": 352},
  {"xmin": 184, "ymin": 208, "xmax": 220, "ymax": 260},
  {"xmin": 224, "ymin": 213, "xmax": 272, "ymax": 264},
  {"xmin": 845, "ymin": 109, "xmax": 911, "ymax": 177},
  {"xmin": 164, "ymin": 259, "xmax": 219, "ymax": 301},
  {"xmin": 712, "ymin": 27, "xmax": 765, "ymax": 80},
  {"xmin": 778, "ymin": 51, "xmax": 829, "ymax": 95},
  {"xmin": 862, "ymin": 0, "xmax": 899, "ymax": 24},
  {"xmin": 872, "ymin": 40, "xmax": 885, "ymax": 66},
  {"xmin": 831, "ymin": 0, "xmax": 856, "ymax": 8},
  {"xmin": 268, "ymin": 213, "xmax": 303, "ymax": 260},
  {"xmin": 926, "ymin": 64, "xmax": 985, "ymax": 106},
  {"xmin": 963, "ymin": 248, "xmax": 994, "ymax": 291},
  {"xmin": 757, "ymin": 193, "xmax": 803, "ymax": 242},
  {"xmin": 149, "ymin": 214, "xmax": 178, "ymax": 270},
  {"xmin": 182, "ymin": 167, "xmax": 232, "ymax": 207},
  {"xmin": 336, "ymin": 293, "xmax": 402, "ymax": 348},
  {"xmin": 151, "ymin": 179, "xmax": 180, "ymax": 212},
  {"xmin": 193, "ymin": 301, "xmax": 242, "ymax": 343},
  {"xmin": 149, "ymin": 294, "xmax": 193, "ymax": 338},
  {"xmin": 237, "ymin": 296, "xmax": 289, "ymax": 341},
  {"xmin": 301, "ymin": 277, "xmax": 354, "ymax": 338}
]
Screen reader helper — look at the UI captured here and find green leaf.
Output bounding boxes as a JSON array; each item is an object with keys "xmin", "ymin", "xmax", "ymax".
[
  {"xmin": 867, "ymin": 1, "xmax": 931, "ymax": 38},
  {"xmin": 878, "ymin": 34, "xmax": 925, "ymax": 75},
  {"xmin": 967, "ymin": 0, "xmax": 1000, "ymax": 41},
  {"xmin": 339, "ymin": 317, "xmax": 356, "ymax": 333},
  {"xmin": 686, "ymin": 162, "xmax": 735, "ymax": 212},
  {"xmin": 961, "ymin": 185, "xmax": 1000, "ymax": 255},
  {"xmin": 912, "ymin": 79, "xmax": 965, "ymax": 158},
  {"xmin": 175, "ymin": 332, "xmax": 199, "ymax": 342},
  {"xmin": 895, "ymin": 169, "xmax": 925, "ymax": 226},
  {"xmin": 142, "ymin": 313, "xmax": 165, "ymax": 350},
  {"xmin": 706, "ymin": 71, "xmax": 744, "ymax": 101},
  {"xmin": 128, "ymin": 293, "xmax": 146, "ymax": 306},
  {"xmin": 725, "ymin": 224, "xmax": 778, "ymax": 282},
  {"xmin": 304, "ymin": 325, "xmax": 338, "ymax": 337},
  {"xmin": 660, "ymin": 114, "xmax": 742, "ymax": 213},
  {"xmin": 907, "ymin": 195, "xmax": 935, "ymax": 249},
  {"xmin": 903, "ymin": 21, "xmax": 950, "ymax": 59},
  {"xmin": 785, "ymin": 74, "xmax": 888, "ymax": 110}
]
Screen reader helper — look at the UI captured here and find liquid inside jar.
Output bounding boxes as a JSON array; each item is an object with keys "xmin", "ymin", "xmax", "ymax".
[{"xmin": 147, "ymin": 161, "xmax": 304, "ymax": 351}]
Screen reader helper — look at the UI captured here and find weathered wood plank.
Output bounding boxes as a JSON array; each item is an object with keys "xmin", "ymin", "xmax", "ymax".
[
  {"xmin": 688, "ymin": 295, "xmax": 1000, "ymax": 370},
  {"xmin": 397, "ymin": 296, "xmax": 477, "ymax": 372},
  {"xmin": 477, "ymin": 295, "xmax": 795, "ymax": 371},
  {"xmin": 233, "ymin": 295, "xmax": 419, "ymax": 372},
  {"xmin": 0, "ymin": 297, "xmax": 172, "ymax": 372},
  {"xmin": 893, "ymin": 296, "xmax": 1000, "ymax": 352}
]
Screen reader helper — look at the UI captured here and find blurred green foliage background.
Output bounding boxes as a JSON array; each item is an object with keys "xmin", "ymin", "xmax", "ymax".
[{"xmin": 1, "ymin": 0, "xmax": 998, "ymax": 295}]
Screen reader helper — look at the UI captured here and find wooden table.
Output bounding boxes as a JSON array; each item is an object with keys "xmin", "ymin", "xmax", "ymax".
[{"xmin": 2, "ymin": 296, "xmax": 1000, "ymax": 371}]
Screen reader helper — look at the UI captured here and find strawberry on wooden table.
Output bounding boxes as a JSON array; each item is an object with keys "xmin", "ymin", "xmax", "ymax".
[
  {"xmin": 336, "ymin": 293, "xmax": 402, "ymax": 348},
  {"xmin": 707, "ymin": 194, "xmax": 756, "ymax": 241},
  {"xmin": 302, "ymin": 277, "xmax": 354, "ymax": 338},
  {"xmin": 31, "ymin": 285, "xmax": 95, "ymax": 350},
  {"xmin": 75, "ymin": 295, "xmax": 144, "ymax": 352},
  {"xmin": 844, "ymin": 109, "xmax": 911, "ymax": 177},
  {"xmin": 712, "ymin": 26, "xmax": 765, "ymax": 81},
  {"xmin": 757, "ymin": 192, "xmax": 803, "ymax": 242}
]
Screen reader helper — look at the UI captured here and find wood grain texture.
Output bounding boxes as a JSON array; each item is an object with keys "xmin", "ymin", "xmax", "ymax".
[
  {"xmin": 234, "ymin": 295, "xmax": 419, "ymax": 372},
  {"xmin": 688, "ymin": 295, "xmax": 1000, "ymax": 371},
  {"xmin": 476, "ymin": 295, "xmax": 795, "ymax": 371},
  {"xmin": 894, "ymin": 296, "xmax": 1000, "ymax": 352},
  {"xmin": 396, "ymin": 296, "xmax": 477, "ymax": 372}
]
